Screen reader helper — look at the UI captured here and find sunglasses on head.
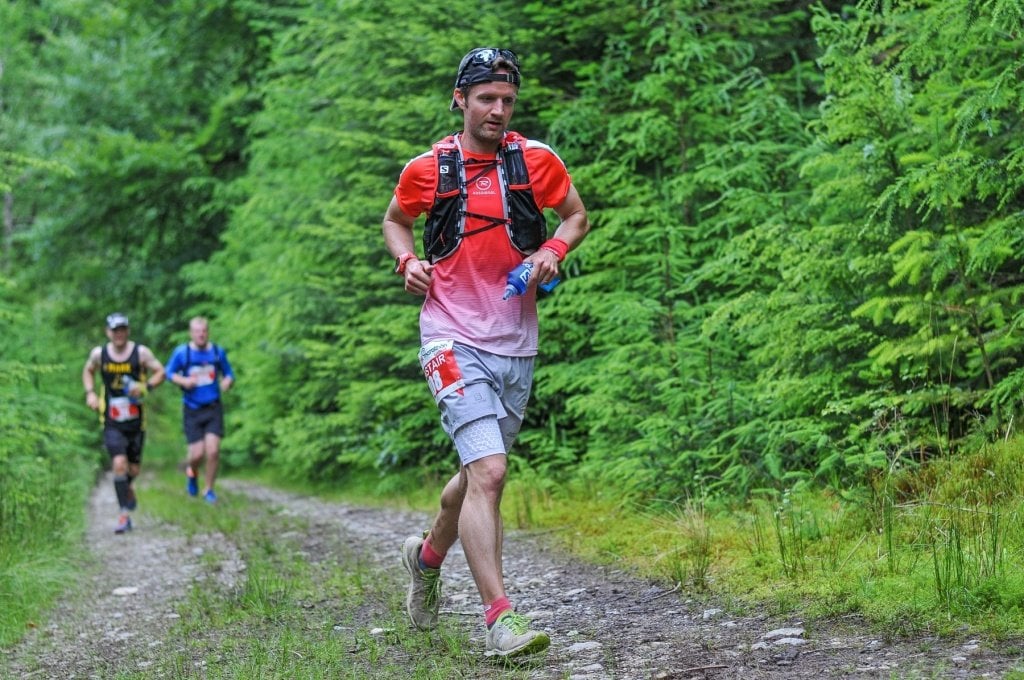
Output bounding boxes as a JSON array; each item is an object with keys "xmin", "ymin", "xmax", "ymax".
[
  {"xmin": 469, "ymin": 48, "xmax": 519, "ymax": 68},
  {"xmin": 458, "ymin": 48, "xmax": 520, "ymax": 84}
]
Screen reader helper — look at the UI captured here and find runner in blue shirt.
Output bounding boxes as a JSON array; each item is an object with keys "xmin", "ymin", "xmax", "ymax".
[{"xmin": 166, "ymin": 316, "xmax": 235, "ymax": 503}]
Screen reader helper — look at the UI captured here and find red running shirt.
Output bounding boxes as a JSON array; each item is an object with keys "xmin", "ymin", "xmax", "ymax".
[{"xmin": 394, "ymin": 133, "xmax": 571, "ymax": 356}]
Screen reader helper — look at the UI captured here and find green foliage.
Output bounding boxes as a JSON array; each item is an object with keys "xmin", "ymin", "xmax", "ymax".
[
  {"xmin": 0, "ymin": 278, "xmax": 95, "ymax": 645},
  {"xmin": 802, "ymin": 0, "xmax": 1024, "ymax": 468},
  {"xmin": 543, "ymin": 0, "xmax": 825, "ymax": 499},
  {"xmin": 2, "ymin": 0, "xmax": 278, "ymax": 344},
  {"xmin": 6, "ymin": 0, "xmax": 1024, "ymax": 507}
]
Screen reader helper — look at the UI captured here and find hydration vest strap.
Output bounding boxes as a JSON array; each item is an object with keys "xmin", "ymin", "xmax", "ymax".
[
  {"xmin": 461, "ymin": 218, "xmax": 507, "ymax": 238},
  {"xmin": 424, "ymin": 132, "xmax": 544, "ymax": 262},
  {"xmin": 464, "ymin": 158, "xmax": 498, "ymax": 186},
  {"xmin": 183, "ymin": 344, "xmax": 222, "ymax": 375}
]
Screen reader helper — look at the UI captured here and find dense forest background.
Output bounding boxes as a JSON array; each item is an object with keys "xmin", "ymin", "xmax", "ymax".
[{"xmin": 3, "ymin": 0, "xmax": 1024, "ymax": 516}]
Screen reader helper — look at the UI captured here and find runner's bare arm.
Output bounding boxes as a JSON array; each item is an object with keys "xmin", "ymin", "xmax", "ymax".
[
  {"xmin": 382, "ymin": 196, "xmax": 433, "ymax": 296},
  {"xmin": 139, "ymin": 346, "xmax": 166, "ymax": 389},
  {"xmin": 525, "ymin": 184, "xmax": 590, "ymax": 284},
  {"xmin": 82, "ymin": 347, "xmax": 102, "ymax": 410},
  {"xmin": 550, "ymin": 184, "xmax": 590, "ymax": 250}
]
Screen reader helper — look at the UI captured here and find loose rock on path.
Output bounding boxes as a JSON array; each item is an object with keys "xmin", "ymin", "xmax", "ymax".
[{"xmin": 3, "ymin": 474, "xmax": 1022, "ymax": 678}]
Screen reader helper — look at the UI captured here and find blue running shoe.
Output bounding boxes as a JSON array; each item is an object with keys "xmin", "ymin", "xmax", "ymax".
[
  {"xmin": 125, "ymin": 485, "xmax": 137, "ymax": 511},
  {"xmin": 204, "ymin": 489, "xmax": 217, "ymax": 504},
  {"xmin": 114, "ymin": 514, "xmax": 132, "ymax": 534},
  {"xmin": 186, "ymin": 469, "xmax": 198, "ymax": 497}
]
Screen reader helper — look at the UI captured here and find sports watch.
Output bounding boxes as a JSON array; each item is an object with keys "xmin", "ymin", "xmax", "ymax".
[{"xmin": 394, "ymin": 252, "xmax": 417, "ymax": 275}]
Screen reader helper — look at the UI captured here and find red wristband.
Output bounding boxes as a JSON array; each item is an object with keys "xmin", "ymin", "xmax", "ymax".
[{"xmin": 539, "ymin": 238, "xmax": 569, "ymax": 262}]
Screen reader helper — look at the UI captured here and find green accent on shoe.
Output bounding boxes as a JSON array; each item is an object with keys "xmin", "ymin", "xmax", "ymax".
[
  {"xmin": 401, "ymin": 535, "xmax": 441, "ymax": 630},
  {"xmin": 485, "ymin": 611, "xmax": 550, "ymax": 659}
]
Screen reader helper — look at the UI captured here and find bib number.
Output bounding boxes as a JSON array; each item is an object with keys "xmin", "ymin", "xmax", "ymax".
[
  {"xmin": 419, "ymin": 340, "xmax": 464, "ymax": 402},
  {"xmin": 189, "ymin": 363, "xmax": 217, "ymax": 387},
  {"xmin": 108, "ymin": 396, "xmax": 140, "ymax": 422}
]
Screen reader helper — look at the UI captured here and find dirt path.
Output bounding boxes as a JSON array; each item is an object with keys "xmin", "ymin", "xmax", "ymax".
[{"xmin": 3, "ymin": 475, "xmax": 1021, "ymax": 678}]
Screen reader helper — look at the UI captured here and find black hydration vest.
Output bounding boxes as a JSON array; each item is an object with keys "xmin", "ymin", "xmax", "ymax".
[{"xmin": 422, "ymin": 132, "xmax": 547, "ymax": 263}]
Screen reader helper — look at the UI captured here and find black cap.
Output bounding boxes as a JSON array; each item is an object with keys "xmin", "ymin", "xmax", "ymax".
[
  {"xmin": 450, "ymin": 48, "xmax": 521, "ymax": 111},
  {"xmin": 106, "ymin": 312, "xmax": 129, "ymax": 329}
]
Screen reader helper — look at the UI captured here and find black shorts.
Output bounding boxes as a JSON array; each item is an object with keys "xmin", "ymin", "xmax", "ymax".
[
  {"xmin": 104, "ymin": 427, "xmax": 145, "ymax": 464},
  {"xmin": 183, "ymin": 401, "xmax": 224, "ymax": 443}
]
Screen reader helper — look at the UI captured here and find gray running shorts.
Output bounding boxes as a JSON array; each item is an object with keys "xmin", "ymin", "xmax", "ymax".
[{"xmin": 421, "ymin": 342, "xmax": 534, "ymax": 466}]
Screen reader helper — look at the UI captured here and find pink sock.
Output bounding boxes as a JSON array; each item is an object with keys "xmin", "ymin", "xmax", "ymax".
[
  {"xmin": 419, "ymin": 538, "xmax": 445, "ymax": 570},
  {"xmin": 484, "ymin": 596, "xmax": 512, "ymax": 628}
]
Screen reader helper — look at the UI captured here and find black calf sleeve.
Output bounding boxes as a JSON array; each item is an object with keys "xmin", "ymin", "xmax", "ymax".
[{"xmin": 114, "ymin": 475, "xmax": 131, "ymax": 510}]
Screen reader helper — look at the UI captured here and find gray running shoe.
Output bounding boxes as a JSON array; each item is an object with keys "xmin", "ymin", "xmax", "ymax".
[
  {"xmin": 401, "ymin": 535, "xmax": 440, "ymax": 630},
  {"xmin": 485, "ymin": 611, "xmax": 550, "ymax": 658},
  {"xmin": 114, "ymin": 513, "xmax": 132, "ymax": 534}
]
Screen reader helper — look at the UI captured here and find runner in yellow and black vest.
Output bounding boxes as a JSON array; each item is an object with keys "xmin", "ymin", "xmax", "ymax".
[{"xmin": 82, "ymin": 312, "xmax": 166, "ymax": 533}]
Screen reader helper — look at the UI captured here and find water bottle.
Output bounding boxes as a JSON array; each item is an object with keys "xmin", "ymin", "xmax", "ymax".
[
  {"xmin": 502, "ymin": 262, "xmax": 560, "ymax": 300},
  {"xmin": 123, "ymin": 376, "xmax": 141, "ymax": 402},
  {"xmin": 541, "ymin": 276, "xmax": 561, "ymax": 293},
  {"xmin": 502, "ymin": 263, "xmax": 532, "ymax": 300}
]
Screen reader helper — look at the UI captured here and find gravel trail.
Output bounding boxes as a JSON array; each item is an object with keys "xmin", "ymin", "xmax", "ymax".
[{"xmin": 3, "ymin": 474, "xmax": 1022, "ymax": 678}]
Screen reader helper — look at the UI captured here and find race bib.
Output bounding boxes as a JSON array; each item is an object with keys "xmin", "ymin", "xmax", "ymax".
[
  {"xmin": 108, "ymin": 396, "xmax": 140, "ymax": 422},
  {"xmin": 419, "ymin": 340, "xmax": 465, "ymax": 402},
  {"xmin": 189, "ymin": 363, "xmax": 217, "ymax": 387}
]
